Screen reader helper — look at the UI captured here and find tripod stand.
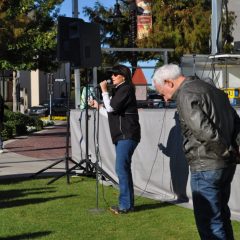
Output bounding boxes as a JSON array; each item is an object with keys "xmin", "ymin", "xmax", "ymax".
[
  {"xmin": 29, "ymin": 70, "xmax": 88, "ymax": 184},
  {"xmin": 30, "ymin": 68, "xmax": 117, "ymax": 187}
]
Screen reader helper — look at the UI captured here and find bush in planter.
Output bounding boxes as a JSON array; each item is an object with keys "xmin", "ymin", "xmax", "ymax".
[
  {"xmin": 3, "ymin": 110, "xmax": 43, "ymax": 136},
  {"xmin": 1, "ymin": 124, "xmax": 13, "ymax": 140},
  {"xmin": 34, "ymin": 118, "xmax": 43, "ymax": 131},
  {"xmin": 4, "ymin": 111, "xmax": 28, "ymax": 135}
]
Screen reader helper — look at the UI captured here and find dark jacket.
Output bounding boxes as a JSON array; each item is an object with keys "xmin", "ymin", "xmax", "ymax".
[
  {"xmin": 107, "ymin": 82, "xmax": 141, "ymax": 144},
  {"xmin": 172, "ymin": 76, "xmax": 240, "ymax": 172}
]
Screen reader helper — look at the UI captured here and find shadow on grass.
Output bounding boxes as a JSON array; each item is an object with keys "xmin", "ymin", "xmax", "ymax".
[
  {"xmin": 0, "ymin": 231, "xmax": 52, "ymax": 240},
  {"xmin": 0, "ymin": 176, "xmax": 61, "ymax": 184},
  {"xmin": 0, "ymin": 194, "xmax": 78, "ymax": 209},
  {"xmin": 134, "ymin": 201, "xmax": 173, "ymax": 212},
  {"xmin": 0, "ymin": 187, "xmax": 56, "ymax": 201}
]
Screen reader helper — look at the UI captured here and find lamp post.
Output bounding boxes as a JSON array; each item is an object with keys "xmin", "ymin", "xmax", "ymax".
[
  {"xmin": 111, "ymin": 0, "xmax": 138, "ymax": 73},
  {"xmin": 129, "ymin": 0, "xmax": 137, "ymax": 73},
  {"xmin": 72, "ymin": 0, "xmax": 81, "ymax": 109},
  {"xmin": 47, "ymin": 73, "xmax": 53, "ymax": 120}
]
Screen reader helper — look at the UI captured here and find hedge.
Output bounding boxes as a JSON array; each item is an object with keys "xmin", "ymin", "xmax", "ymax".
[{"xmin": 2, "ymin": 110, "xmax": 44, "ymax": 140}]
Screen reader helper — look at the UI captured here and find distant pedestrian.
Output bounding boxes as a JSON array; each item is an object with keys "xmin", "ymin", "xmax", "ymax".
[
  {"xmin": 0, "ymin": 94, "xmax": 4, "ymax": 153},
  {"xmin": 153, "ymin": 63, "xmax": 240, "ymax": 240}
]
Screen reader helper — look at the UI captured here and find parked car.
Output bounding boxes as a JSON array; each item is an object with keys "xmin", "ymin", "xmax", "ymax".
[
  {"xmin": 42, "ymin": 98, "xmax": 74, "ymax": 116},
  {"xmin": 28, "ymin": 105, "xmax": 48, "ymax": 117},
  {"xmin": 147, "ymin": 93, "xmax": 165, "ymax": 108},
  {"xmin": 165, "ymin": 100, "xmax": 177, "ymax": 108},
  {"xmin": 147, "ymin": 93, "xmax": 176, "ymax": 109}
]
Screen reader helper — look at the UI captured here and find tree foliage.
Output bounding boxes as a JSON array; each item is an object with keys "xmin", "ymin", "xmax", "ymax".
[
  {"xmin": 83, "ymin": 0, "xmax": 212, "ymax": 63},
  {"xmin": 142, "ymin": 0, "xmax": 212, "ymax": 61},
  {"xmin": 83, "ymin": 2, "xmax": 137, "ymax": 67},
  {"xmin": 0, "ymin": 0, "xmax": 63, "ymax": 72}
]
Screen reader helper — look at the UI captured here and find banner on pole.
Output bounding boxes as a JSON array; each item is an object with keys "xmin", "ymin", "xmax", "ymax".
[{"xmin": 136, "ymin": 0, "xmax": 152, "ymax": 40}]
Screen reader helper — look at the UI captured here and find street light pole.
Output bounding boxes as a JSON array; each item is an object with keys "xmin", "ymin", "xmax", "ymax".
[
  {"xmin": 47, "ymin": 73, "xmax": 53, "ymax": 120},
  {"xmin": 72, "ymin": 0, "xmax": 78, "ymax": 17},
  {"xmin": 72, "ymin": 0, "xmax": 81, "ymax": 109},
  {"xmin": 129, "ymin": 0, "xmax": 137, "ymax": 74},
  {"xmin": 112, "ymin": 0, "xmax": 138, "ymax": 73}
]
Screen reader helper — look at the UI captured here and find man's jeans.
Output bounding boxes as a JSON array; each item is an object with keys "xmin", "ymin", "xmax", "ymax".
[
  {"xmin": 115, "ymin": 139, "xmax": 138, "ymax": 210},
  {"xmin": 191, "ymin": 165, "xmax": 236, "ymax": 240}
]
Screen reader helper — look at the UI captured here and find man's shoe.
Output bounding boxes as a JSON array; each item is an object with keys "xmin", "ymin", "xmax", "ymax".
[{"xmin": 109, "ymin": 206, "xmax": 133, "ymax": 215}]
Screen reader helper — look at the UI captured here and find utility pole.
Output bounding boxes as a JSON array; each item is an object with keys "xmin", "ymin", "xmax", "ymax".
[
  {"xmin": 72, "ymin": 0, "xmax": 81, "ymax": 109},
  {"xmin": 211, "ymin": 0, "xmax": 223, "ymax": 54},
  {"xmin": 47, "ymin": 73, "xmax": 54, "ymax": 120},
  {"xmin": 129, "ymin": 0, "xmax": 137, "ymax": 74}
]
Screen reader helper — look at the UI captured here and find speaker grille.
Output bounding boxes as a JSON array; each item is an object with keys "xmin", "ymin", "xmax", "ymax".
[{"xmin": 57, "ymin": 16, "xmax": 102, "ymax": 67}]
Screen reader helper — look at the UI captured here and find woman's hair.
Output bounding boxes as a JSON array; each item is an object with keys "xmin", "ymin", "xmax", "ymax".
[
  {"xmin": 153, "ymin": 64, "xmax": 182, "ymax": 85},
  {"xmin": 110, "ymin": 64, "xmax": 132, "ymax": 83}
]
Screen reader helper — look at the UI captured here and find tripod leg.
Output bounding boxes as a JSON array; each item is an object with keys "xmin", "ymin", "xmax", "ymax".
[
  {"xmin": 91, "ymin": 161, "xmax": 118, "ymax": 185},
  {"xmin": 46, "ymin": 158, "xmax": 92, "ymax": 185},
  {"xmin": 47, "ymin": 163, "xmax": 80, "ymax": 185},
  {"xmin": 29, "ymin": 158, "xmax": 64, "ymax": 178}
]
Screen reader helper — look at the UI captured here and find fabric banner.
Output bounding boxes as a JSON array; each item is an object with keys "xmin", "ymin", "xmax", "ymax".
[
  {"xmin": 136, "ymin": 0, "xmax": 152, "ymax": 40},
  {"xmin": 70, "ymin": 109, "xmax": 240, "ymax": 220}
]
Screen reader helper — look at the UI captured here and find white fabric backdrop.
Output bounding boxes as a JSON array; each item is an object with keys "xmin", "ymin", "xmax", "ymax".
[{"xmin": 70, "ymin": 108, "xmax": 240, "ymax": 220}]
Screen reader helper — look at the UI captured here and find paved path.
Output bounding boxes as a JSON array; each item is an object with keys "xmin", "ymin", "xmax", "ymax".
[{"xmin": 0, "ymin": 121, "xmax": 72, "ymax": 179}]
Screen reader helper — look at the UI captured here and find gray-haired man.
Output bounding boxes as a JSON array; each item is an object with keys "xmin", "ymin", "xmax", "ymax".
[{"xmin": 153, "ymin": 63, "xmax": 240, "ymax": 240}]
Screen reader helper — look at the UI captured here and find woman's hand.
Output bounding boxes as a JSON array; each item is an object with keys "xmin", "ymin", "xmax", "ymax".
[{"xmin": 100, "ymin": 80, "xmax": 108, "ymax": 93}]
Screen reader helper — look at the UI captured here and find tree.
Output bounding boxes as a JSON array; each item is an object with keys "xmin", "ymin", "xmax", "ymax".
[
  {"xmin": 84, "ymin": 0, "xmax": 236, "ymax": 65},
  {"xmin": 143, "ymin": 0, "xmax": 212, "ymax": 61},
  {"xmin": 83, "ymin": 1, "xmax": 212, "ymax": 64},
  {"xmin": 221, "ymin": 1, "xmax": 236, "ymax": 53},
  {"xmin": 83, "ymin": 2, "xmax": 137, "ymax": 67},
  {"xmin": 0, "ymin": 0, "xmax": 63, "ymax": 111}
]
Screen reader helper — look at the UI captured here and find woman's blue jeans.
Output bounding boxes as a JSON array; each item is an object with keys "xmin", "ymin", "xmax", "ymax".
[
  {"xmin": 191, "ymin": 165, "xmax": 236, "ymax": 240},
  {"xmin": 115, "ymin": 139, "xmax": 138, "ymax": 210}
]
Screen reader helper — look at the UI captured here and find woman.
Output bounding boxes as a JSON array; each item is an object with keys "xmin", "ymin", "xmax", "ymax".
[{"xmin": 89, "ymin": 64, "xmax": 141, "ymax": 214}]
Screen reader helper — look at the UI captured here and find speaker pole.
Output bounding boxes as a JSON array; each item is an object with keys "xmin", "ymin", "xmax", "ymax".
[{"xmin": 72, "ymin": 0, "xmax": 81, "ymax": 109}]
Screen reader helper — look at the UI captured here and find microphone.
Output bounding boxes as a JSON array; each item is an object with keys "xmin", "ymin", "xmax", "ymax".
[
  {"xmin": 102, "ymin": 79, "xmax": 112, "ymax": 85},
  {"xmin": 106, "ymin": 79, "xmax": 112, "ymax": 84},
  {"xmin": 97, "ymin": 79, "xmax": 113, "ymax": 87}
]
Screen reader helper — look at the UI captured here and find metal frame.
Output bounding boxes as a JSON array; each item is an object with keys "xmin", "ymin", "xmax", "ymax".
[{"xmin": 101, "ymin": 47, "xmax": 174, "ymax": 64}]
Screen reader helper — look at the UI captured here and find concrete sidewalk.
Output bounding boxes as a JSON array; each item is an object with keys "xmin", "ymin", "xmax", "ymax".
[{"xmin": 0, "ymin": 121, "xmax": 72, "ymax": 179}]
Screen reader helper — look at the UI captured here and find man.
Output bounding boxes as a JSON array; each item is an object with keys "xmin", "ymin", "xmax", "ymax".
[
  {"xmin": 0, "ymin": 94, "xmax": 4, "ymax": 153},
  {"xmin": 153, "ymin": 64, "xmax": 240, "ymax": 240}
]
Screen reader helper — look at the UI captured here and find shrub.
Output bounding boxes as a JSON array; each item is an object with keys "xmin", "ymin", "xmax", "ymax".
[
  {"xmin": 1, "ymin": 124, "xmax": 13, "ymax": 140},
  {"xmin": 34, "ymin": 118, "xmax": 43, "ymax": 131},
  {"xmin": 3, "ymin": 110, "xmax": 44, "ymax": 138}
]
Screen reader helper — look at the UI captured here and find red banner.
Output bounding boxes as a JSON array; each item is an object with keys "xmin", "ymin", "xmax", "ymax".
[
  {"xmin": 136, "ymin": 0, "xmax": 152, "ymax": 39},
  {"xmin": 137, "ymin": 15, "xmax": 152, "ymax": 40}
]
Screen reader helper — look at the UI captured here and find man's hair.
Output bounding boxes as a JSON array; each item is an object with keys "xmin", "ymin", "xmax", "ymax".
[{"xmin": 153, "ymin": 64, "xmax": 182, "ymax": 85}]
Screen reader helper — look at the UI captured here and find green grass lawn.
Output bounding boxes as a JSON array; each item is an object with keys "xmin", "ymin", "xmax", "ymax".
[{"xmin": 0, "ymin": 176, "xmax": 240, "ymax": 240}]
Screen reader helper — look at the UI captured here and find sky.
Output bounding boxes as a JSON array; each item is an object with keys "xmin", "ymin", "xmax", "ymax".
[{"xmin": 59, "ymin": 0, "xmax": 115, "ymax": 20}]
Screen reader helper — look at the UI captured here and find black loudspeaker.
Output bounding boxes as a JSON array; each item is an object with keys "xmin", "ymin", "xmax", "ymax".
[{"xmin": 57, "ymin": 16, "xmax": 102, "ymax": 68}]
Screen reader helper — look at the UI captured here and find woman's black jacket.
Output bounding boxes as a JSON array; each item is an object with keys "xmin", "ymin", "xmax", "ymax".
[{"xmin": 107, "ymin": 82, "xmax": 141, "ymax": 144}]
